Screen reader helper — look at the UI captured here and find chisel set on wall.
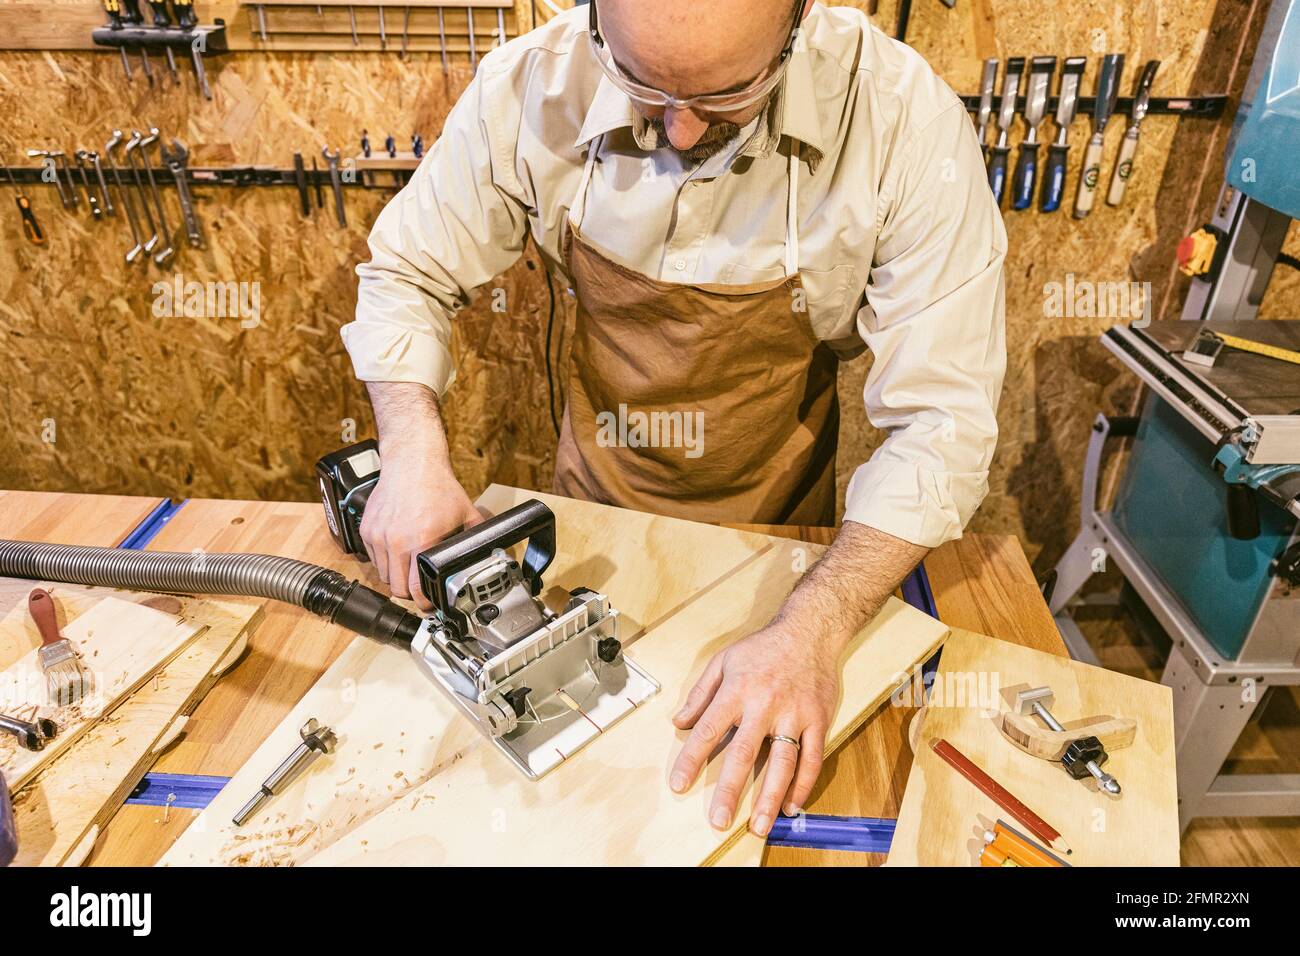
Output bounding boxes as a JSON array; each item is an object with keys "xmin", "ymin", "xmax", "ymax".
[{"xmin": 969, "ymin": 55, "xmax": 1221, "ymax": 217}]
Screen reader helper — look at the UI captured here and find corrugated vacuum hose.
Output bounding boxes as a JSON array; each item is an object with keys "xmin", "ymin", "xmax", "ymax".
[{"xmin": 0, "ymin": 540, "xmax": 422, "ymax": 646}]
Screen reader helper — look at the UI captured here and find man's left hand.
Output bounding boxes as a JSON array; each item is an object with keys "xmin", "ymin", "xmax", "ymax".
[{"xmin": 668, "ymin": 621, "xmax": 841, "ymax": 837}]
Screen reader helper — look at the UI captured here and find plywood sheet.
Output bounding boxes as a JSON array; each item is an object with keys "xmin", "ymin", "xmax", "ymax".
[
  {"xmin": 0, "ymin": 588, "xmax": 205, "ymax": 791},
  {"xmin": 305, "ymin": 566, "xmax": 948, "ymax": 867},
  {"xmin": 10, "ymin": 597, "xmax": 261, "ymax": 866},
  {"xmin": 886, "ymin": 628, "xmax": 1179, "ymax": 867},
  {"xmin": 160, "ymin": 487, "xmax": 773, "ymax": 865}
]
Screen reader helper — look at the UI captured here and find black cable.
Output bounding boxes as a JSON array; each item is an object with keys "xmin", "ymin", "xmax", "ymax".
[
  {"xmin": 1277, "ymin": 252, "xmax": 1300, "ymax": 272},
  {"xmin": 544, "ymin": 267, "xmax": 560, "ymax": 436}
]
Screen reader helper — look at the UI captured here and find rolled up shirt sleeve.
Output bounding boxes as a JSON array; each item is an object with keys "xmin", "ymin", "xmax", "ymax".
[
  {"xmin": 843, "ymin": 101, "xmax": 1007, "ymax": 548},
  {"xmin": 341, "ymin": 52, "xmax": 532, "ymax": 395}
]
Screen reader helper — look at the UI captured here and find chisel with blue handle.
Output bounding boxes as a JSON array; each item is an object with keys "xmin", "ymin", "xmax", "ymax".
[
  {"xmin": 1039, "ymin": 57, "xmax": 1086, "ymax": 212},
  {"xmin": 987, "ymin": 57, "xmax": 1024, "ymax": 206},
  {"xmin": 1011, "ymin": 56, "xmax": 1056, "ymax": 210}
]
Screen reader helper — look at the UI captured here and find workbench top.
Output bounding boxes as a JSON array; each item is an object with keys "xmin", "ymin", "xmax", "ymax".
[{"xmin": 0, "ymin": 488, "xmax": 1064, "ymax": 867}]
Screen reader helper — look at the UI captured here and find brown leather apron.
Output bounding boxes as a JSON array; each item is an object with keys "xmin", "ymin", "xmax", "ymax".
[{"xmin": 554, "ymin": 134, "xmax": 839, "ymax": 525}]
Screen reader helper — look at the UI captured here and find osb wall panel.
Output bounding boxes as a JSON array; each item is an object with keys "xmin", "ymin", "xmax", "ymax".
[{"xmin": 0, "ymin": 0, "xmax": 1294, "ymax": 574}]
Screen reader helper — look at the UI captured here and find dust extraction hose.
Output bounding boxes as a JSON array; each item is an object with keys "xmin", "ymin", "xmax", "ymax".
[{"xmin": 0, "ymin": 540, "xmax": 422, "ymax": 646}]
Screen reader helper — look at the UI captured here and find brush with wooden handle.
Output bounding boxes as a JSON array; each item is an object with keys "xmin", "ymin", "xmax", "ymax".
[{"xmin": 29, "ymin": 588, "xmax": 93, "ymax": 707}]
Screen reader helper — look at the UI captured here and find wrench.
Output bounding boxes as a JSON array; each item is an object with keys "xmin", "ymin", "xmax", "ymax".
[
  {"xmin": 106, "ymin": 130, "xmax": 146, "ymax": 263},
  {"xmin": 26, "ymin": 149, "xmax": 74, "ymax": 209},
  {"xmin": 0, "ymin": 713, "xmax": 58, "ymax": 752},
  {"xmin": 73, "ymin": 150, "xmax": 104, "ymax": 219},
  {"xmin": 159, "ymin": 138, "xmax": 202, "ymax": 247},
  {"xmin": 87, "ymin": 148, "xmax": 115, "ymax": 215},
  {"xmin": 139, "ymin": 128, "xmax": 176, "ymax": 265},
  {"xmin": 321, "ymin": 145, "xmax": 346, "ymax": 227},
  {"xmin": 123, "ymin": 130, "xmax": 161, "ymax": 255}
]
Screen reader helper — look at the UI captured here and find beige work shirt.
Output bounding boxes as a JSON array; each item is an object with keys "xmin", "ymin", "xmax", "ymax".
[{"xmin": 342, "ymin": 2, "xmax": 1007, "ymax": 548}]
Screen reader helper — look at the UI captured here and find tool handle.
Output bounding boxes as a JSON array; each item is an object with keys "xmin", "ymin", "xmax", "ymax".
[
  {"xmin": 1039, "ymin": 142, "xmax": 1069, "ymax": 212},
  {"xmin": 121, "ymin": 0, "xmax": 143, "ymax": 23},
  {"xmin": 986, "ymin": 144, "xmax": 1010, "ymax": 206},
  {"xmin": 102, "ymin": 0, "xmax": 124, "ymax": 27},
  {"xmin": 148, "ymin": 0, "xmax": 171, "ymax": 26},
  {"xmin": 416, "ymin": 499, "xmax": 556, "ymax": 616},
  {"xmin": 173, "ymin": 0, "xmax": 198, "ymax": 29},
  {"xmin": 14, "ymin": 195, "xmax": 46, "ymax": 244},
  {"xmin": 28, "ymin": 589, "xmax": 63, "ymax": 648},
  {"xmin": 1072, "ymin": 135, "xmax": 1104, "ymax": 218},
  {"xmin": 1011, "ymin": 142, "xmax": 1040, "ymax": 211},
  {"xmin": 1106, "ymin": 127, "xmax": 1139, "ymax": 206}
]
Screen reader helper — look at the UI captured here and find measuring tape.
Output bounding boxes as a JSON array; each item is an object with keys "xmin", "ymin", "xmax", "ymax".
[{"xmin": 1210, "ymin": 331, "xmax": 1300, "ymax": 367}]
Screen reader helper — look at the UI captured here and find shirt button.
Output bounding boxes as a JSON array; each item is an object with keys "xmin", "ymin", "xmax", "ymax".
[{"xmin": 674, "ymin": 260, "xmax": 686, "ymax": 271}]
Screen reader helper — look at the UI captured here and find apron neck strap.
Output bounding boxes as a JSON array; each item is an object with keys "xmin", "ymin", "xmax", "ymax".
[{"xmin": 569, "ymin": 132, "xmax": 801, "ymax": 278}]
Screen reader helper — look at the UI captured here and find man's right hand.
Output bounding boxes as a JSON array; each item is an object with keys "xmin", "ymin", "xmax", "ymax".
[{"xmin": 359, "ymin": 452, "xmax": 482, "ymax": 612}]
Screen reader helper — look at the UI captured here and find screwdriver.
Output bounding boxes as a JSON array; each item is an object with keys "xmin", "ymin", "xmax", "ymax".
[
  {"xmin": 3, "ymin": 162, "xmax": 47, "ymax": 245},
  {"xmin": 148, "ymin": 1, "xmax": 180, "ymax": 82},
  {"xmin": 100, "ymin": 0, "xmax": 133, "ymax": 79}
]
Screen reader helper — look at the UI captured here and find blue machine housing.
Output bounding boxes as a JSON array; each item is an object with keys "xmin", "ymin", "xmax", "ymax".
[
  {"xmin": 1112, "ymin": 394, "xmax": 1295, "ymax": 660},
  {"xmin": 1227, "ymin": 0, "xmax": 1300, "ymax": 218}
]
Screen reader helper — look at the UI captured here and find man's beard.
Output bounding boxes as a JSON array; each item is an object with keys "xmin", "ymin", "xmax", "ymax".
[{"xmin": 647, "ymin": 117, "xmax": 744, "ymax": 162}]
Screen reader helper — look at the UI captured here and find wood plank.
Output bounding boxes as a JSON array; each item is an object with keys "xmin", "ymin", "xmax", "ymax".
[
  {"xmin": 10, "ymin": 597, "xmax": 260, "ymax": 866},
  {"xmin": 0, "ymin": 490, "xmax": 161, "ymax": 549},
  {"xmin": 886, "ymin": 628, "xmax": 1179, "ymax": 867},
  {"xmin": 724, "ymin": 528, "xmax": 1065, "ymax": 866},
  {"xmin": 305, "ymin": 554, "xmax": 947, "ymax": 866},
  {"xmin": 0, "ymin": 589, "xmax": 204, "ymax": 791},
  {"xmin": 159, "ymin": 487, "xmax": 774, "ymax": 865}
]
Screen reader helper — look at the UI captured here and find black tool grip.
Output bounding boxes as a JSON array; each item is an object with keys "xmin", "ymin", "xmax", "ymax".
[
  {"xmin": 417, "ymin": 499, "xmax": 556, "ymax": 616},
  {"xmin": 1039, "ymin": 143, "xmax": 1069, "ymax": 212},
  {"xmin": 1011, "ymin": 142, "xmax": 1039, "ymax": 210},
  {"xmin": 15, "ymin": 196, "xmax": 45, "ymax": 245},
  {"xmin": 986, "ymin": 144, "xmax": 1010, "ymax": 206}
]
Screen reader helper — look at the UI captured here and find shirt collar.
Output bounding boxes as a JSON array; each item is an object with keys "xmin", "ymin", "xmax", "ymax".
[{"xmin": 572, "ymin": 11, "xmax": 826, "ymax": 169}]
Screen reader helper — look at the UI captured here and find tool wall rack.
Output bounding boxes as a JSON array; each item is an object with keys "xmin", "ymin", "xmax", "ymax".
[
  {"xmin": 3, "ymin": 162, "xmax": 372, "ymax": 189},
  {"xmin": 960, "ymin": 93, "xmax": 1227, "ymax": 119},
  {"xmin": 243, "ymin": 0, "xmax": 516, "ymax": 59}
]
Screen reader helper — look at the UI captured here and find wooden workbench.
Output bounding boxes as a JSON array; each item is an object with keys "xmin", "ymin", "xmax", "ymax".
[{"xmin": 0, "ymin": 489, "xmax": 1064, "ymax": 867}]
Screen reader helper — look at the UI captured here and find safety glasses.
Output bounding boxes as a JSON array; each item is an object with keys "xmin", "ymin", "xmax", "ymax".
[{"xmin": 588, "ymin": 0, "xmax": 804, "ymax": 115}]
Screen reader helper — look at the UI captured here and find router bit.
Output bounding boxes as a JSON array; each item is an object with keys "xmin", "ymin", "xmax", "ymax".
[
  {"xmin": 1011, "ymin": 56, "xmax": 1056, "ymax": 211},
  {"xmin": 0, "ymin": 713, "xmax": 58, "ymax": 752},
  {"xmin": 232, "ymin": 718, "xmax": 337, "ymax": 826},
  {"xmin": 986, "ymin": 57, "xmax": 1024, "ymax": 206}
]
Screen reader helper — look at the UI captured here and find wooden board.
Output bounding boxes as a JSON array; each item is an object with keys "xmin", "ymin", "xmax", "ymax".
[
  {"xmin": 9, "ymin": 597, "xmax": 261, "ymax": 866},
  {"xmin": 160, "ymin": 486, "xmax": 773, "ymax": 865},
  {"xmin": 305, "ymin": 556, "xmax": 947, "ymax": 866},
  {"xmin": 886, "ymin": 628, "xmax": 1179, "ymax": 867},
  {"xmin": 0, "ymin": 588, "xmax": 205, "ymax": 791}
]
